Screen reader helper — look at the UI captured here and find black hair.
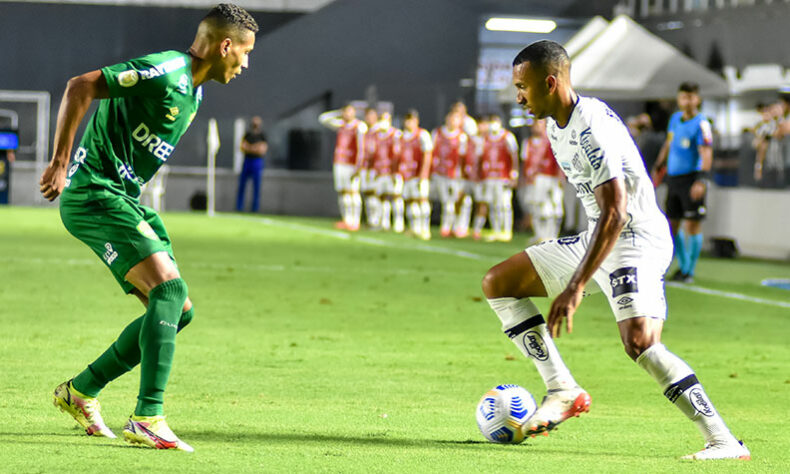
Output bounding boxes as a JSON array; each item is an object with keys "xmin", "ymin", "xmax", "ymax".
[
  {"xmin": 405, "ymin": 109, "xmax": 420, "ymax": 120},
  {"xmin": 678, "ymin": 81, "xmax": 699, "ymax": 94},
  {"xmin": 512, "ymin": 40, "xmax": 570, "ymax": 74},
  {"xmin": 203, "ymin": 3, "xmax": 259, "ymax": 34}
]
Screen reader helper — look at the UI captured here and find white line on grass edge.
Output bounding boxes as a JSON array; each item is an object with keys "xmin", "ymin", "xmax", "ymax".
[{"xmin": 224, "ymin": 214, "xmax": 790, "ymax": 310}]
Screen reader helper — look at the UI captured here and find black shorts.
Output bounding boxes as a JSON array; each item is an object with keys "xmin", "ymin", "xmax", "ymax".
[{"xmin": 665, "ymin": 173, "xmax": 706, "ymax": 221}]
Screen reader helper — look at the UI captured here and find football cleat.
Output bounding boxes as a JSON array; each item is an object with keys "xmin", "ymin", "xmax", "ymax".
[
  {"xmin": 681, "ymin": 439, "xmax": 751, "ymax": 460},
  {"xmin": 524, "ymin": 387, "xmax": 591, "ymax": 437},
  {"xmin": 453, "ymin": 229, "xmax": 469, "ymax": 239},
  {"xmin": 123, "ymin": 415, "xmax": 194, "ymax": 452},
  {"xmin": 333, "ymin": 221, "xmax": 347, "ymax": 230},
  {"xmin": 440, "ymin": 228, "xmax": 452, "ymax": 238},
  {"xmin": 52, "ymin": 380, "xmax": 116, "ymax": 438}
]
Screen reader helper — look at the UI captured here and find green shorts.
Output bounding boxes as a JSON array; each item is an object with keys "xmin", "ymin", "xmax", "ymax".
[{"xmin": 60, "ymin": 189, "xmax": 175, "ymax": 294}]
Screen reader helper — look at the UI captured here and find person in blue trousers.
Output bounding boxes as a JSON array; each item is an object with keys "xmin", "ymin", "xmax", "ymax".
[{"xmin": 236, "ymin": 115, "xmax": 268, "ymax": 212}]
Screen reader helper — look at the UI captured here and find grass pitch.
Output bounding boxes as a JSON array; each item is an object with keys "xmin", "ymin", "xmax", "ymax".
[{"xmin": 1, "ymin": 206, "xmax": 788, "ymax": 473}]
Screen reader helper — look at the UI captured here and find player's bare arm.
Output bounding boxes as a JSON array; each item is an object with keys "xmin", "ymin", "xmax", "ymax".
[
  {"xmin": 39, "ymin": 70, "xmax": 109, "ymax": 201},
  {"xmin": 651, "ymin": 133, "xmax": 672, "ymax": 176},
  {"xmin": 547, "ymin": 177, "xmax": 627, "ymax": 337},
  {"xmin": 690, "ymin": 144, "xmax": 712, "ymax": 200},
  {"xmin": 419, "ymin": 149, "xmax": 431, "ymax": 181}
]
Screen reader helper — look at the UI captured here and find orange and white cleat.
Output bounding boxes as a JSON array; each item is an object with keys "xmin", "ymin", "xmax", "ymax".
[
  {"xmin": 52, "ymin": 380, "xmax": 116, "ymax": 438},
  {"xmin": 524, "ymin": 387, "xmax": 591, "ymax": 437},
  {"xmin": 333, "ymin": 221, "xmax": 347, "ymax": 230}
]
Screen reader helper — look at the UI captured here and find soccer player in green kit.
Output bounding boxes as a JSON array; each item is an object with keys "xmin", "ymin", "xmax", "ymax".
[{"xmin": 39, "ymin": 4, "xmax": 258, "ymax": 452}]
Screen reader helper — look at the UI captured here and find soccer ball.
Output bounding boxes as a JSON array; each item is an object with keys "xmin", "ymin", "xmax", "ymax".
[{"xmin": 476, "ymin": 384, "xmax": 537, "ymax": 444}]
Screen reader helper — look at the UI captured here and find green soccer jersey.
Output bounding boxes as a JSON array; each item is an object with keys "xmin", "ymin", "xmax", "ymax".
[{"xmin": 63, "ymin": 50, "xmax": 203, "ymax": 201}]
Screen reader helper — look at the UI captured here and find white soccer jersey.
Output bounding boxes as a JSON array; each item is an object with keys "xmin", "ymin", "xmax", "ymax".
[{"xmin": 546, "ymin": 96, "xmax": 669, "ymax": 240}]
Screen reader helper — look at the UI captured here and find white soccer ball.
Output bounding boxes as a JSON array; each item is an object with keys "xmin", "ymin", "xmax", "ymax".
[{"xmin": 476, "ymin": 384, "xmax": 537, "ymax": 444}]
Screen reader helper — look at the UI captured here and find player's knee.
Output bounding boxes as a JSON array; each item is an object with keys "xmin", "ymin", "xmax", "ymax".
[
  {"xmin": 178, "ymin": 306, "xmax": 194, "ymax": 333},
  {"xmin": 482, "ymin": 266, "xmax": 507, "ymax": 298},
  {"xmin": 622, "ymin": 336, "xmax": 653, "ymax": 361}
]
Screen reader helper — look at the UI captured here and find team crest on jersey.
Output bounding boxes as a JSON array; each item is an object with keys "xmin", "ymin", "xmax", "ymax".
[
  {"xmin": 118, "ymin": 70, "xmax": 139, "ymax": 88},
  {"xmin": 137, "ymin": 221, "xmax": 158, "ymax": 241},
  {"xmin": 166, "ymin": 107, "xmax": 180, "ymax": 121},
  {"xmin": 177, "ymin": 74, "xmax": 189, "ymax": 94}
]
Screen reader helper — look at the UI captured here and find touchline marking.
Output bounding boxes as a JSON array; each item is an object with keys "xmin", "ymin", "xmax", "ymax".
[
  {"xmin": 666, "ymin": 282, "xmax": 790, "ymax": 309},
  {"xmin": 222, "ymin": 214, "xmax": 492, "ymax": 261},
  {"xmin": 226, "ymin": 214, "xmax": 790, "ymax": 310}
]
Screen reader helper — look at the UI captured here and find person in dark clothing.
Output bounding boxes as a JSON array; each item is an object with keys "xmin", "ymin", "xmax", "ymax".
[{"xmin": 236, "ymin": 115, "xmax": 268, "ymax": 212}]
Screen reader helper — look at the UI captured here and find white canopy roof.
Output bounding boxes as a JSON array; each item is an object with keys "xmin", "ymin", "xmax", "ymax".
[{"xmin": 567, "ymin": 15, "xmax": 728, "ymax": 100}]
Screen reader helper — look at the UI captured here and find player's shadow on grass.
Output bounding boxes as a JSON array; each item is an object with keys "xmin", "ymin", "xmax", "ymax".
[{"xmin": 184, "ymin": 429, "xmax": 488, "ymax": 449}]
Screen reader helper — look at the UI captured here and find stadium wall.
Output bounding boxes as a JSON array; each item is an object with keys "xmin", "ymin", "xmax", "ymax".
[
  {"xmin": 0, "ymin": 0, "xmax": 480, "ymax": 171},
  {"xmin": 8, "ymin": 163, "xmax": 790, "ymax": 260}
]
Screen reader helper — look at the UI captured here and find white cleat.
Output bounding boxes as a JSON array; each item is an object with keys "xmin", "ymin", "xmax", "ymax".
[
  {"xmin": 681, "ymin": 439, "xmax": 751, "ymax": 460},
  {"xmin": 123, "ymin": 415, "xmax": 194, "ymax": 452},
  {"xmin": 524, "ymin": 387, "xmax": 591, "ymax": 437}
]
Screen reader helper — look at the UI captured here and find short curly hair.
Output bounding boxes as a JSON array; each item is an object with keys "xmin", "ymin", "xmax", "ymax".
[{"xmin": 203, "ymin": 3, "xmax": 259, "ymax": 35}]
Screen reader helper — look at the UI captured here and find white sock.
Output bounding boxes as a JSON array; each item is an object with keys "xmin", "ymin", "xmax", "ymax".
[
  {"xmin": 393, "ymin": 197, "xmax": 405, "ymax": 233},
  {"xmin": 381, "ymin": 199, "xmax": 392, "ymax": 231},
  {"xmin": 420, "ymin": 201, "xmax": 431, "ymax": 235},
  {"xmin": 487, "ymin": 297, "xmax": 578, "ymax": 391},
  {"xmin": 351, "ymin": 192, "xmax": 362, "ymax": 227},
  {"xmin": 503, "ymin": 201, "xmax": 513, "ymax": 236},
  {"xmin": 340, "ymin": 194, "xmax": 353, "ymax": 225},
  {"xmin": 365, "ymin": 195, "xmax": 378, "ymax": 227},
  {"xmin": 408, "ymin": 202, "xmax": 420, "ymax": 233},
  {"xmin": 637, "ymin": 343, "xmax": 734, "ymax": 444},
  {"xmin": 455, "ymin": 195, "xmax": 473, "ymax": 234},
  {"xmin": 441, "ymin": 201, "xmax": 455, "ymax": 234},
  {"xmin": 473, "ymin": 214, "xmax": 486, "ymax": 234}
]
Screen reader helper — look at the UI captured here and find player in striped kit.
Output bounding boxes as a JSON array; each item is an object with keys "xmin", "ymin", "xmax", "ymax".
[
  {"xmin": 469, "ymin": 117, "xmax": 491, "ymax": 240},
  {"xmin": 520, "ymin": 119, "xmax": 564, "ymax": 244},
  {"xmin": 453, "ymin": 116, "xmax": 483, "ymax": 238},
  {"xmin": 397, "ymin": 110, "xmax": 433, "ymax": 240},
  {"xmin": 319, "ymin": 104, "xmax": 366, "ymax": 231},
  {"xmin": 480, "ymin": 115, "xmax": 519, "ymax": 242},
  {"xmin": 360, "ymin": 107, "xmax": 380, "ymax": 228},
  {"xmin": 371, "ymin": 113, "xmax": 401, "ymax": 231},
  {"xmin": 431, "ymin": 112, "xmax": 468, "ymax": 237}
]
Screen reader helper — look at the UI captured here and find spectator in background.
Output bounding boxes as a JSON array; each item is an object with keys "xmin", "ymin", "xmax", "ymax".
[
  {"xmin": 752, "ymin": 102, "xmax": 783, "ymax": 187},
  {"xmin": 775, "ymin": 93, "xmax": 790, "ymax": 187},
  {"xmin": 235, "ymin": 116, "xmax": 268, "ymax": 212}
]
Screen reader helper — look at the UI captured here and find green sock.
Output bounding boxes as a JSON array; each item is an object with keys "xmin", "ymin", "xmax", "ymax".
[
  {"xmin": 71, "ymin": 307, "xmax": 195, "ymax": 398},
  {"xmin": 135, "ymin": 278, "xmax": 188, "ymax": 416}
]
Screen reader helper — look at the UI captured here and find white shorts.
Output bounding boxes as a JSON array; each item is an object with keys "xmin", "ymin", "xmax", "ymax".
[
  {"xmin": 481, "ymin": 179, "xmax": 511, "ymax": 206},
  {"xmin": 525, "ymin": 228, "xmax": 673, "ymax": 322},
  {"xmin": 459, "ymin": 179, "xmax": 477, "ymax": 196},
  {"xmin": 360, "ymin": 169, "xmax": 377, "ymax": 193},
  {"xmin": 333, "ymin": 163, "xmax": 359, "ymax": 192},
  {"xmin": 374, "ymin": 174, "xmax": 402, "ymax": 196},
  {"xmin": 431, "ymin": 175, "xmax": 462, "ymax": 203},
  {"xmin": 473, "ymin": 182, "xmax": 485, "ymax": 202},
  {"xmin": 402, "ymin": 178, "xmax": 429, "ymax": 200}
]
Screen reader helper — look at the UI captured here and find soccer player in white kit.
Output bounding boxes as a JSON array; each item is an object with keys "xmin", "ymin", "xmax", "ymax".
[{"xmin": 482, "ymin": 40, "xmax": 749, "ymax": 460}]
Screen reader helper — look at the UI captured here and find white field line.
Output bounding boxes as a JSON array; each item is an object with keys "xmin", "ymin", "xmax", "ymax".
[
  {"xmin": 227, "ymin": 214, "xmax": 790, "ymax": 310},
  {"xmin": 224, "ymin": 214, "xmax": 493, "ymax": 261},
  {"xmin": 666, "ymin": 281, "xmax": 790, "ymax": 309}
]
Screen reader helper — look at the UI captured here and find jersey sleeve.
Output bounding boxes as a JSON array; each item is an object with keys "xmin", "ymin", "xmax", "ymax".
[
  {"xmin": 583, "ymin": 107, "xmax": 628, "ymax": 189},
  {"xmin": 697, "ymin": 116, "xmax": 713, "ymax": 147},
  {"xmin": 102, "ymin": 51, "xmax": 187, "ymax": 99},
  {"xmin": 505, "ymin": 132, "xmax": 518, "ymax": 155},
  {"xmin": 420, "ymin": 130, "xmax": 433, "ymax": 152},
  {"xmin": 318, "ymin": 110, "xmax": 344, "ymax": 130}
]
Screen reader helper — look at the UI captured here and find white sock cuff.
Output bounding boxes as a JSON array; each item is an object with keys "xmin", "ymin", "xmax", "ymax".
[
  {"xmin": 486, "ymin": 297, "xmax": 543, "ymax": 333},
  {"xmin": 636, "ymin": 343, "xmax": 694, "ymax": 389}
]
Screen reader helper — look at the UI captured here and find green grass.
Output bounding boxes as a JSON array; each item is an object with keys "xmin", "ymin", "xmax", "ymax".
[{"xmin": 1, "ymin": 206, "xmax": 788, "ymax": 473}]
